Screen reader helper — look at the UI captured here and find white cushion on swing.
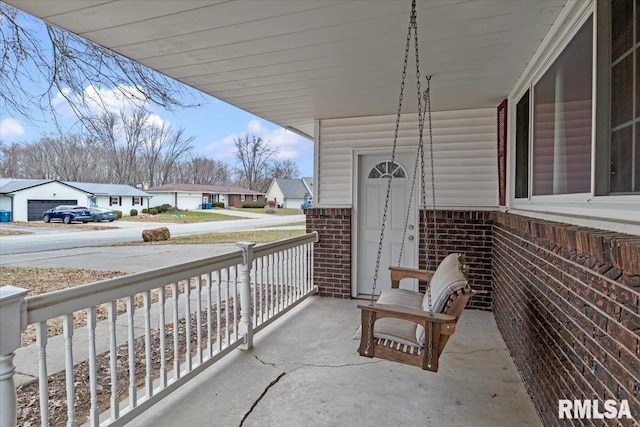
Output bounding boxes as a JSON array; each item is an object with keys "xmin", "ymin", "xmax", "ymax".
[
  {"xmin": 424, "ymin": 253, "xmax": 467, "ymax": 312},
  {"xmin": 373, "ymin": 288, "xmax": 424, "ymax": 347},
  {"xmin": 416, "ymin": 253, "xmax": 468, "ymax": 344}
]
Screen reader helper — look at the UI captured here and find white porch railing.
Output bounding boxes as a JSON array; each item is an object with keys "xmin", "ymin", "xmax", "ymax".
[{"xmin": 0, "ymin": 232, "xmax": 317, "ymax": 427}]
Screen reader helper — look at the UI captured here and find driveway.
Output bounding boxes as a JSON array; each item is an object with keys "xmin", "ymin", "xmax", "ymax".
[{"xmin": 0, "ymin": 214, "xmax": 305, "ymax": 256}]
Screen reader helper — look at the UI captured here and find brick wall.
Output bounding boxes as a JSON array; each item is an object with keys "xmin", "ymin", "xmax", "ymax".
[
  {"xmin": 305, "ymin": 208, "xmax": 494, "ymax": 304},
  {"xmin": 420, "ymin": 210, "xmax": 493, "ymax": 310},
  {"xmin": 227, "ymin": 194, "xmax": 264, "ymax": 208},
  {"xmin": 492, "ymin": 212, "xmax": 640, "ymax": 426},
  {"xmin": 305, "ymin": 208, "xmax": 351, "ymax": 298}
]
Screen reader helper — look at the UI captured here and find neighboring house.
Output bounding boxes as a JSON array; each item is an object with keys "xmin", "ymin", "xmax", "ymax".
[
  {"xmin": 265, "ymin": 177, "xmax": 313, "ymax": 209},
  {"xmin": 146, "ymin": 183, "xmax": 265, "ymax": 209},
  {"xmin": 0, "ymin": 178, "xmax": 151, "ymax": 221}
]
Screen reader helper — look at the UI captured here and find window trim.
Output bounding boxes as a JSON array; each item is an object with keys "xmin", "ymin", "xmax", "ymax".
[
  {"xmin": 530, "ymin": 15, "xmax": 594, "ymax": 197},
  {"xmin": 240, "ymin": 194, "xmax": 246, "ymax": 202},
  {"xmin": 506, "ymin": 0, "xmax": 640, "ymax": 232}
]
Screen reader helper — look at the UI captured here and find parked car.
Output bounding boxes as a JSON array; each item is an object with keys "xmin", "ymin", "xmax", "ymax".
[
  {"xmin": 43, "ymin": 205, "xmax": 91, "ymax": 224},
  {"xmin": 301, "ymin": 201, "xmax": 313, "ymax": 209},
  {"xmin": 89, "ymin": 207, "xmax": 117, "ymax": 222}
]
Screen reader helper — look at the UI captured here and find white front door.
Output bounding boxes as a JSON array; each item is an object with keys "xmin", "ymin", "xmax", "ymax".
[{"xmin": 356, "ymin": 152, "xmax": 418, "ymax": 296}]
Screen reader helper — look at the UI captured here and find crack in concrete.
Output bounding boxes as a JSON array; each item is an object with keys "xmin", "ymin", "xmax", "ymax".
[
  {"xmin": 289, "ymin": 360, "xmax": 381, "ymax": 373},
  {"xmin": 253, "ymin": 353, "xmax": 381, "ymax": 372},
  {"xmin": 239, "ymin": 372, "xmax": 286, "ymax": 427},
  {"xmin": 446, "ymin": 347, "xmax": 503, "ymax": 355},
  {"xmin": 253, "ymin": 354, "xmax": 277, "ymax": 368},
  {"xmin": 15, "ymin": 371, "xmax": 38, "ymax": 379}
]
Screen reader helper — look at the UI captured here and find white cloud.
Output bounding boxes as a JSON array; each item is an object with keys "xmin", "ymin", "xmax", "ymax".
[
  {"xmin": 205, "ymin": 119, "xmax": 312, "ymax": 165},
  {"xmin": 0, "ymin": 118, "xmax": 25, "ymax": 139},
  {"xmin": 51, "ymin": 84, "xmax": 151, "ymax": 118}
]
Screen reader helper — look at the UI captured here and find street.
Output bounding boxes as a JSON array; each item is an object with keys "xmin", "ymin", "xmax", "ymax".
[{"xmin": 0, "ymin": 214, "xmax": 304, "ymax": 256}]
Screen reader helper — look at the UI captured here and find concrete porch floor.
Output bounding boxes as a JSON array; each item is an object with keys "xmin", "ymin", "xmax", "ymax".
[{"xmin": 128, "ymin": 297, "xmax": 541, "ymax": 427}]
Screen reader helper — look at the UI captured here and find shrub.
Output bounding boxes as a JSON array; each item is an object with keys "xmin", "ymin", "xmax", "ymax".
[
  {"xmin": 212, "ymin": 202, "xmax": 225, "ymax": 208},
  {"xmin": 160, "ymin": 203, "xmax": 172, "ymax": 213},
  {"xmin": 149, "ymin": 208, "xmax": 158, "ymax": 215},
  {"xmin": 113, "ymin": 210, "xmax": 123, "ymax": 219},
  {"xmin": 130, "ymin": 208, "xmax": 138, "ymax": 217},
  {"xmin": 242, "ymin": 202, "xmax": 266, "ymax": 208},
  {"xmin": 267, "ymin": 200, "xmax": 277, "ymax": 208},
  {"xmin": 141, "ymin": 208, "xmax": 149, "ymax": 214}
]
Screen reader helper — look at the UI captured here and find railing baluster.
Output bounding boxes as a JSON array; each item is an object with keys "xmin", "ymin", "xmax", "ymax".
[
  {"xmin": 196, "ymin": 275, "xmax": 203, "ymax": 365},
  {"xmin": 159, "ymin": 286, "xmax": 167, "ymax": 388},
  {"xmin": 206, "ymin": 272, "xmax": 213, "ymax": 358},
  {"xmin": 269, "ymin": 253, "xmax": 274, "ymax": 317},
  {"xmin": 172, "ymin": 282, "xmax": 180, "ymax": 380},
  {"xmin": 108, "ymin": 301, "xmax": 119, "ymax": 421},
  {"xmin": 224, "ymin": 268, "xmax": 230, "ymax": 347},
  {"xmin": 259, "ymin": 257, "xmax": 264, "ymax": 324},
  {"xmin": 144, "ymin": 290, "xmax": 153, "ymax": 398},
  {"xmin": 276, "ymin": 251, "xmax": 286, "ymax": 312},
  {"xmin": 185, "ymin": 279, "xmax": 192, "ymax": 372},
  {"xmin": 290, "ymin": 247, "xmax": 295, "ymax": 305},
  {"xmin": 298, "ymin": 245, "xmax": 302, "ymax": 295},
  {"xmin": 273, "ymin": 252, "xmax": 282, "ymax": 313},
  {"xmin": 216, "ymin": 270, "xmax": 222, "ymax": 352},
  {"xmin": 127, "ymin": 296, "xmax": 136, "ymax": 408},
  {"xmin": 291, "ymin": 247, "xmax": 302, "ymax": 301},
  {"xmin": 310, "ymin": 241, "xmax": 314, "ymax": 292},
  {"xmin": 284, "ymin": 249, "xmax": 289, "ymax": 308},
  {"xmin": 252, "ymin": 259, "xmax": 257, "ymax": 326},
  {"xmin": 36, "ymin": 321, "xmax": 49, "ymax": 427},
  {"xmin": 288, "ymin": 248, "xmax": 292, "ymax": 304},
  {"xmin": 63, "ymin": 314, "xmax": 76, "ymax": 427},
  {"xmin": 290, "ymin": 248, "xmax": 295, "ymax": 303},
  {"xmin": 87, "ymin": 307, "xmax": 98, "ymax": 427},
  {"xmin": 233, "ymin": 266, "xmax": 238, "ymax": 342}
]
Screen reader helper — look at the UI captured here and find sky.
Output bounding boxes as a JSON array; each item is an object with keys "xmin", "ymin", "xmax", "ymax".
[{"xmin": 0, "ymin": 7, "xmax": 314, "ymax": 178}]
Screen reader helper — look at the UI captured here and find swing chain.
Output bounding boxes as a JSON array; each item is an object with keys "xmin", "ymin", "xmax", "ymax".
[
  {"xmin": 425, "ymin": 77, "xmax": 437, "ymax": 368},
  {"xmin": 364, "ymin": 0, "xmax": 416, "ymax": 357}
]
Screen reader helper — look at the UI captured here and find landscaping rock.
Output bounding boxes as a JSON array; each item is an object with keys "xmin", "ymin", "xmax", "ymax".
[{"xmin": 142, "ymin": 227, "xmax": 170, "ymax": 242}]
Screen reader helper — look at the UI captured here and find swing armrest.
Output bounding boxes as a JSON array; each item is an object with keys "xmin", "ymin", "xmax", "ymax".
[
  {"xmin": 388, "ymin": 266, "xmax": 434, "ymax": 289},
  {"xmin": 357, "ymin": 302, "xmax": 455, "ymax": 324}
]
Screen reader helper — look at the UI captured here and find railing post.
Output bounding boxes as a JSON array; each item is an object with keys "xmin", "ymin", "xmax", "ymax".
[
  {"xmin": 236, "ymin": 241, "xmax": 255, "ymax": 350},
  {"xmin": 0, "ymin": 286, "xmax": 28, "ymax": 427}
]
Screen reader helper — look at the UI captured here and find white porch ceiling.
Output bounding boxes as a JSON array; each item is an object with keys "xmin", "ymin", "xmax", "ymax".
[{"xmin": 7, "ymin": 0, "xmax": 567, "ymax": 138}]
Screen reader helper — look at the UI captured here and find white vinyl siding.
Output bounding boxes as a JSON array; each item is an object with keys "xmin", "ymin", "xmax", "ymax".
[
  {"xmin": 9, "ymin": 182, "xmax": 88, "ymax": 222},
  {"xmin": 317, "ymin": 108, "xmax": 497, "ymax": 208}
]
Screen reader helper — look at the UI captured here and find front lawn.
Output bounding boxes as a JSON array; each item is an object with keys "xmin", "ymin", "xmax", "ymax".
[
  {"xmin": 241, "ymin": 208, "xmax": 303, "ymax": 216},
  {"xmin": 109, "ymin": 229, "xmax": 306, "ymax": 245},
  {"xmin": 127, "ymin": 211, "xmax": 245, "ymax": 223}
]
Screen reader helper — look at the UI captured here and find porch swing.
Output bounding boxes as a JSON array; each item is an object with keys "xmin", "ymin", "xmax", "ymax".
[{"xmin": 356, "ymin": 0, "xmax": 473, "ymax": 372}]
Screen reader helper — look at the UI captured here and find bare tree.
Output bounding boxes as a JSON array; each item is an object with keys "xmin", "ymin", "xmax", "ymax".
[
  {"xmin": 270, "ymin": 159, "xmax": 300, "ymax": 179},
  {"xmin": 0, "ymin": 3, "xmax": 195, "ymax": 126},
  {"xmin": 141, "ymin": 125, "xmax": 195, "ymax": 187},
  {"xmin": 172, "ymin": 155, "xmax": 232, "ymax": 185},
  {"xmin": 234, "ymin": 135, "xmax": 278, "ymax": 191},
  {"xmin": 86, "ymin": 110, "xmax": 146, "ymax": 184},
  {"xmin": 0, "ymin": 141, "xmax": 24, "ymax": 177}
]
